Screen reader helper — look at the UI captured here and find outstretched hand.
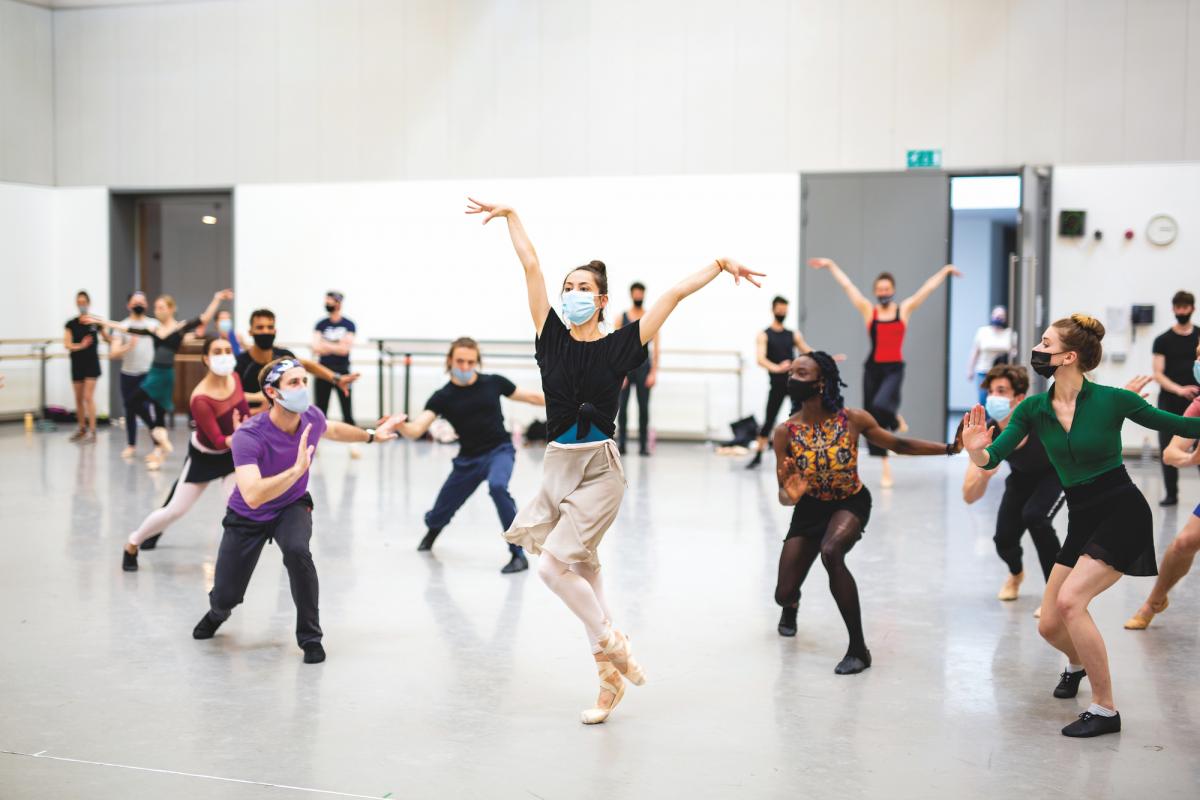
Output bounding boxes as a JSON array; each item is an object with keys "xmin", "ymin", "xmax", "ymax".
[
  {"xmin": 717, "ymin": 258, "xmax": 765, "ymax": 288},
  {"xmin": 944, "ymin": 264, "xmax": 963, "ymax": 278},
  {"xmin": 465, "ymin": 197, "xmax": 512, "ymax": 224},
  {"xmin": 807, "ymin": 258, "xmax": 835, "ymax": 270},
  {"xmin": 960, "ymin": 405, "xmax": 994, "ymax": 453},
  {"xmin": 778, "ymin": 456, "xmax": 808, "ymax": 504},
  {"xmin": 1123, "ymin": 374, "xmax": 1153, "ymax": 398},
  {"xmin": 375, "ymin": 413, "xmax": 407, "ymax": 441},
  {"xmin": 337, "ymin": 372, "xmax": 360, "ymax": 396}
]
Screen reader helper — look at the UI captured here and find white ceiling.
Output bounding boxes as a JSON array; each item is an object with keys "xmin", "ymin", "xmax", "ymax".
[{"xmin": 19, "ymin": 0, "xmax": 204, "ymax": 9}]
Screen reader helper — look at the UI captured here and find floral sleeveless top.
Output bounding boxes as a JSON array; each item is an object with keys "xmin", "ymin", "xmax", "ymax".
[{"xmin": 785, "ymin": 408, "xmax": 862, "ymax": 501}]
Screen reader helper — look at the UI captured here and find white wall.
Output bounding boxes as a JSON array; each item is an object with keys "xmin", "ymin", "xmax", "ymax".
[
  {"xmin": 0, "ymin": 0, "xmax": 54, "ymax": 184},
  {"xmin": 51, "ymin": 0, "xmax": 1200, "ymax": 188},
  {"xmin": 1050, "ymin": 162, "xmax": 1200, "ymax": 449},
  {"xmin": 235, "ymin": 174, "xmax": 799, "ymax": 437},
  {"xmin": 0, "ymin": 183, "xmax": 109, "ymax": 416}
]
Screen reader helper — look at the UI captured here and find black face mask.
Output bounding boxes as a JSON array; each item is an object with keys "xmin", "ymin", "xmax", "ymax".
[
  {"xmin": 253, "ymin": 333, "xmax": 276, "ymax": 350},
  {"xmin": 774, "ymin": 313, "xmax": 787, "ymax": 324},
  {"xmin": 876, "ymin": 294, "xmax": 894, "ymax": 306},
  {"xmin": 325, "ymin": 303, "xmax": 337, "ymax": 313},
  {"xmin": 788, "ymin": 378, "xmax": 822, "ymax": 406},
  {"xmin": 1030, "ymin": 349, "xmax": 1063, "ymax": 379},
  {"xmin": 1177, "ymin": 312, "xmax": 1192, "ymax": 325},
  {"xmin": 130, "ymin": 304, "xmax": 146, "ymax": 315},
  {"xmin": 632, "ymin": 298, "xmax": 644, "ymax": 309}
]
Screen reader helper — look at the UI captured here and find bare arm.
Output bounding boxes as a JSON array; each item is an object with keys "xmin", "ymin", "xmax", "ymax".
[
  {"xmin": 324, "ymin": 420, "xmax": 374, "ymax": 444},
  {"xmin": 900, "ymin": 264, "xmax": 960, "ymax": 322},
  {"xmin": 850, "ymin": 407, "xmax": 961, "ymax": 456},
  {"xmin": 1153, "ymin": 353, "xmax": 1197, "ymax": 398},
  {"xmin": 334, "ymin": 331, "xmax": 355, "ymax": 356},
  {"xmin": 311, "ymin": 331, "xmax": 330, "ymax": 356},
  {"xmin": 391, "ymin": 410, "xmax": 437, "ymax": 439},
  {"xmin": 467, "ymin": 200, "xmax": 551, "ymax": 335},
  {"xmin": 808, "ymin": 258, "xmax": 872, "ymax": 322},
  {"xmin": 962, "ymin": 461, "xmax": 997, "ymax": 504},
  {"xmin": 755, "ymin": 331, "xmax": 785, "ymax": 373},
  {"xmin": 1163, "ymin": 434, "xmax": 1200, "ymax": 467},
  {"xmin": 640, "ymin": 259, "xmax": 763, "ymax": 345},
  {"xmin": 508, "ymin": 387, "xmax": 546, "ymax": 406},
  {"xmin": 197, "ymin": 289, "xmax": 232, "ymax": 327}
]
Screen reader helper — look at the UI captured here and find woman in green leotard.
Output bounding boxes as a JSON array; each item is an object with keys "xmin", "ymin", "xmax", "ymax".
[{"xmin": 963, "ymin": 313, "xmax": 1200, "ymax": 739}]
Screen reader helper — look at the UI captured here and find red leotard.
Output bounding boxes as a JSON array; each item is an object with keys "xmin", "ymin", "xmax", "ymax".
[
  {"xmin": 868, "ymin": 307, "xmax": 905, "ymax": 364},
  {"xmin": 190, "ymin": 374, "xmax": 250, "ymax": 451}
]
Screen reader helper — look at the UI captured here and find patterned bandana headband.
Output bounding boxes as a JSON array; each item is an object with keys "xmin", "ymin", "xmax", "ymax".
[
  {"xmin": 263, "ymin": 358, "xmax": 302, "ymax": 391},
  {"xmin": 327, "ymin": 291, "xmax": 344, "ymax": 304}
]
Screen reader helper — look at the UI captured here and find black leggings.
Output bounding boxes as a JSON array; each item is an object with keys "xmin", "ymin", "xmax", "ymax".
[
  {"xmin": 127, "ymin": 387, "xmax": 165, "ymax": 431},
  {"xmin": 618, "ymin": 362, "xmax": 651, "ymax": 451},
  {"xmin": 314, "ymin": 378, "xmax": 354, "ymax": 425},
  {"xmin": 759, "ymin": 378, "xmax": 789, "ymax": 438},
  {"xmin": 775, "ymin": 510, "xmax": 867, "ymax": 656},
  {"xmin": 1158, "ymin": 394, "xmax": 1200, "ymax": 497},
  {"xmin": 862, "ymin": 361, "xmax": 904, "ymax": 456},
  {"xmin": 994, "ymin": 470, "xmax": 1064, "ymax": 579}
]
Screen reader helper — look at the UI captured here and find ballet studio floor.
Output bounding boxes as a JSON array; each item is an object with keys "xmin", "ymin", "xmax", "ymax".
[{"xmin": 2, "ymin": 424, "xmax": 1198, "ymax": 799}]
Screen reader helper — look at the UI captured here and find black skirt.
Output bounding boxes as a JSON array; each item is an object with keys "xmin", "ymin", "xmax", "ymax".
[
  {"xmin": 1058, "ymin": 466, "xmax": 1157, "ymax": 576},
  {"xmin": 785, "ymin": 487, "xmax": 872, "ymax": 541},
  {"xmin": 180, "ymin": 442, "xmax": 236, "ymax": 484}
]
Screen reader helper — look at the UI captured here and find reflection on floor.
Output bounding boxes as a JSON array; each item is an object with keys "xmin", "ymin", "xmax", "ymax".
[{"xmin": 2, "ymin": 426, "xmax": 1198, "ymax": 798}]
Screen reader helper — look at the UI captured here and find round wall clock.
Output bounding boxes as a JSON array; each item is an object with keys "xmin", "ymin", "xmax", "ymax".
[{"xmin": 1146, "ymin": 214, "xmax": 1178, "ymax": 246}]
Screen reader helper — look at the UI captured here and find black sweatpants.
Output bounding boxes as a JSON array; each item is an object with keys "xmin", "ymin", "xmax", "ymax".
[
  {"xmin": 1158, "ymin": 393, "xmax": 1200, "ymax": 499},
  {"xmin": 314, "ymin": 377, "xmax": 355, "ymax": 426},
  {"xmin": 618, "ymin": 361, "xmax": 652, "ymax": 451},
  {"xmin": 759, "ymin": 377, "xmax": 789, "ymax": 438},
  {"xmin": 862, "ymin": 361, "xmax": 904, "ymax": 457},
  {"xmin": 994, "ymin": 470, "xmax": 1064, "ymax": 579},
  {"xmin": 208, "ymin": 494, "xmax": 322, "ymax": 647}
]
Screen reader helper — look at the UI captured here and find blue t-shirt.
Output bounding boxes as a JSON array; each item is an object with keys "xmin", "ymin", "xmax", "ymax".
[
  {"xmin": 314, "ymin": 316, "xmax": 356, "ymax": 373},
  {"xmin": 228, "ymin": 406, "xmax": 328, "ymax": 522}
]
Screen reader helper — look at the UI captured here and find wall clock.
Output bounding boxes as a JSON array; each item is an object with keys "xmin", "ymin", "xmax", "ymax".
[{"xmin": 1146, "ymin": 214, "xmax": 1178, "ymax": 246}]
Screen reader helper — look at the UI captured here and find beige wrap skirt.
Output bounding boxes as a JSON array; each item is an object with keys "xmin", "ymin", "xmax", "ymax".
[{"xmin": 504, "ymin": 439, "xmax": 627, "ymax": 569}]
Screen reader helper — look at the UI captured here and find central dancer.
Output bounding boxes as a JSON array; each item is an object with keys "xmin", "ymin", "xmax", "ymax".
[{"xmin": 468, "ymin": 197, "xmax": 762, "ymax": 725}]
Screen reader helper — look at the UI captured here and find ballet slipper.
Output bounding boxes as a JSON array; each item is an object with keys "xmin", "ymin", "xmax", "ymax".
[
  {"xmin": 896, "ymin": 415, "xmax": 909, "ymax": 433},
  {"xmin": 145, "ymin": 450, "xmax": 164, "ymax": 471},
  {"xmin": 120, "ymin": 445, "xmax": 136, "ymax": 459},
  {"xmin": 998, "ymin": 572, "xmax": 1023, "ymax": 601},
  {"xmin": 597, "ymin": 628, "xmax": 646, "ymax": 686},
  {"xmin": 580, "ymin": 655, "xmax": 625, "ymax": 725},
  {"xmin": 151, "ymin": 427, "xmax": 173, "ymax": 454},
  {"xmin": 1033, "ymin": 605, "xmax": 1042, "ymax": 619},
  {"xmin": 1124, "ymin": 598, "xmax": 1168, "ymax": 630}
]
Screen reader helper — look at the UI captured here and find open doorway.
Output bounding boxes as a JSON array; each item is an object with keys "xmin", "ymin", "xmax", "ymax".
[
  {"xmin": 108, "ymin": 191, "xmax": 234, "ymax": 416},
  {"xmin": 946, "ymin": 175, "xmax": 1021, "ymax": 434}
]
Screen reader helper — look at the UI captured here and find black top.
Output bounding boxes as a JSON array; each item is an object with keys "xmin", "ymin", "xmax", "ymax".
[
  {"xmin": 1153, "ymin": 328, "xmax": 1200, "ymax": 403},
  {"xmin": 65, "ymin": 316, "xmax": 100, "ymax": 369},
  {"xmin": 536, "ymin": 310, "xmax": 648, "ymax": 441},
  {"xmin": 620, "ymin": 311, "xmax": 652, "ymax": 366},
  {"xmin": 991, "ymin": 418, "xmax": 1054, "ymax": 476},
  {"xmin": 236, "ymin": 347, "xmax": 296, "ymax": 395},
  {"xmin": 765, "ymin": 326, "xmax": 795, "ymax": 384},
  {"xmin": 314, "ymin": 316, "xmax": 356, "ymax": 373},
  {"xmin": 128, "ymin": 317, "xmax": 203, "ymax": 368},
  {"xmin": 426, "ymin": 373, "xmax": 517, "ymax": 457}
]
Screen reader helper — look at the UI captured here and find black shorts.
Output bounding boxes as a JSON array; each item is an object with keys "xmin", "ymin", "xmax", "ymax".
[
  {"xmin": 1058, "ymin": 466, "xmax": 1157, "ymax": 576},
  {"xmin": 180, "ymin": 442, "xmax": 236, "ymax": 484},
  {"xmin": 71, "ymin": 358, "xmax": 101, "ymax": 382},
  {"xmin": 785, "ymin": 487, "xmax": 872, "ymax": 540}
]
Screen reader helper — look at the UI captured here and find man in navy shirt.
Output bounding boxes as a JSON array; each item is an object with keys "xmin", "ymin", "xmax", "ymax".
[{"xmin": 312, "ymin": 291, "xmax": 357, "ymax": 425}]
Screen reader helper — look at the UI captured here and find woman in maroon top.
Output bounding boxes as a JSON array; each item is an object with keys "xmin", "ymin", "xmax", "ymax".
[
  {"xmin": 809, "ymin": 258, "xmax": 960, "ymax": 487},
  {"xmin": 122, "ymin": 337, "xmax": 250, "ymax": 571}
]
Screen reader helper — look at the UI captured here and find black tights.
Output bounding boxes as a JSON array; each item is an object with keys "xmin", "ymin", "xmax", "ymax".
[
  {"xmin": 774, "ymin": 510, "xmax": 867, "ymax": 657},
  {"xmin": 127, "ymin": 387, "xmax": 165, "ymax": 430}
]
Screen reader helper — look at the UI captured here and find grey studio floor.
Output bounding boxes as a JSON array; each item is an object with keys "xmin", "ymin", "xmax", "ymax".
[{"xmin": 2, "ymin": 424, "xmax": 1199, "ymax": 800}]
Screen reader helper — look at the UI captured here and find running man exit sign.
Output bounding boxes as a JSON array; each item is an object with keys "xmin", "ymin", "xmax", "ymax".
[{"xmin": 906, "ymin": 149, "xmax": 942, "ymax": 169}]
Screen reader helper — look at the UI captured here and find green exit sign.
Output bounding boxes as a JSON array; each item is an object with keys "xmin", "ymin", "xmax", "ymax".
[{"xmin": 906, "ymin": 149, "xmax": 942, "ymax": 169}]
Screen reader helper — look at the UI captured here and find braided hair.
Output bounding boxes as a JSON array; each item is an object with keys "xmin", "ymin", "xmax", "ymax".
[{"xmin": 805, "ymin": 350, "xmax": 847, "ymax": 412}]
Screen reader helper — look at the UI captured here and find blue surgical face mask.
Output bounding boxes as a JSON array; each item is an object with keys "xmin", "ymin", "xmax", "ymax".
[
  {"xmin": 217, "ymin": 318, "xmax": 233, "ymax": 333},
  {"xmin": 985, "ymin": 395, "xmax": 1013, "ymax": 421},
  {"xmin": 1193, "ymin": 361, "xmax": 1200, "ymax": 385},
  {"xmin": 275, "ymin": 385, "xmax": 310, "ymax": 414},
  {"xmin": 561, "ymin": 291, "xmax": 598, "ymax": 326},
  {"xmin": 451, "ymin": 367, "xmax": 476, "ymax": 384}
]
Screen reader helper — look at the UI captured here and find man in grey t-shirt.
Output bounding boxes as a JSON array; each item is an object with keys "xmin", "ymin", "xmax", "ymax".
[{"xmin": 108, "ymin": 291, "xmax": 159, "ymax": 458}]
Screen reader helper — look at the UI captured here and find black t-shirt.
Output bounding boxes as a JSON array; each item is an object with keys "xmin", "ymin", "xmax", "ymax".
[
  {"xmin": 65, "ymin": 316, "xmax": 100, "ymax": 367},
  {"xmin": 536, "ymin": 310, "xmax": 648, "ymax": 441},
  {"xmin": 314, "ymin": 316, "xmax": 356, "ymax": 373},
  {"xmin": 426, "ymin": 373, "xmax": 516, "ymax": 457},
  {"xmin": 236, "ymin": 347, "xmax": 296, "ymax": 395},
  {"xmin": 765, "ymin": 326, "xmax": 795, "ymax": 385},
  {"xmin": 1153, "ymin": 328, "xmax": 1200, "ymax": 406}
]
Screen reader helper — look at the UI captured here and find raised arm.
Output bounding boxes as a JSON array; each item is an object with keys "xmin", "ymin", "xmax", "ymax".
[
  {"xmin": 850, "ymin": 407, "xmax": 961, "ymax": 456},
  {"xmin": 965, "ymin": 403, "xmax": 1032, "ymax": 469},
  {"xmin": 198, "ymin": 289, "xmax": 233, "ymax": 327},
  {"xmin": 639, "ymin": 259, "xmax": 763, "ymax": 346},
  {"xmin": 900, "ymin": 264, "xmax": 960, "ymax": 322},
  {"xmin": 808, "ymin": 258, "xmax": 872, "ymax": 322},
  {"xmin": 1123, "ymin": 390, "xmax": 1200, "ymax": 438},
  {"xmin": 467, "ymin": 199, "xmax": 551, "ymax": 335}
]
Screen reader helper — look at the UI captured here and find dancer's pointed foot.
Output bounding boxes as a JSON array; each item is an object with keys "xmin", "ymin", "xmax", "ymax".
[
  {"xmin": 834, "ymin": 649, "xmax": 871, "ymax": 675},
  {"xmin": 998, "ymin": 571, "xmax": 1023, "ymax": 601},
  {"xmin": 1124, "ymin": 597, "xmax": 1168, "ymax": 630},
  {"xmin": 777, "ymin": 604, "xmax": 798, "ymax": 637},
  {"xmin": 580, "ymin": 655, "xmax": 626, "ymax": 725},
  {"xmin": 598, "ymin": 628, "xmax": 646, "ymax": 686}
]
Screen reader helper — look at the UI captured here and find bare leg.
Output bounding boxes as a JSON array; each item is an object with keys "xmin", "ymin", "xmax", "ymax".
[
  {"xmin": 71, "ymin": 381, "xmax": 85, "ymax": 435},
  {"xmin": 1129, "ymin": 515, "xmax": 1200, "ymax": 626},
  {"xmin": 1038, "ymin": 564, "xmax": 1080, "ymax": 664},
  {"xmin": 1056, "ymin": 556, "xmax": 1123, "ymax": 709},
  {"xmin": 82, "ymin": 378, "xmax": 97, "ymax": 433}
]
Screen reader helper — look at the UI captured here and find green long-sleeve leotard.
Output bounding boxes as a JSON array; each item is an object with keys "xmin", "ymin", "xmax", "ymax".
[{"xmin": 983, "ymin": 380, "xmax": 1200, "ymax": 487}]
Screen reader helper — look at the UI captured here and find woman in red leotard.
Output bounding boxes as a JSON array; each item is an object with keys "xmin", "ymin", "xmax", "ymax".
[
  {"xmin": 809, "ymin": 258, "xmax": 960, "ymax": 487},
  {"xmin": 122, "ymin": 337, "xmax": 250, "ymax": 571}
]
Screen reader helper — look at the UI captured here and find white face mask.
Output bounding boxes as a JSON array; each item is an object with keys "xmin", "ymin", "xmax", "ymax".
[{"xmin": 208, "ymin": 353, "xmax": 236, "ymax": 377}]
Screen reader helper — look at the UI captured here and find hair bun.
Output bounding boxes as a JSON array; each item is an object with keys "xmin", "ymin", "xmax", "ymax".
[
  {"xmin": 587, "ymin": 260, "xmax": 607, "ymax": 276},
  {"xmin": 1071, "ymin": 313, "xmax": 1106, "ymax": 340}
]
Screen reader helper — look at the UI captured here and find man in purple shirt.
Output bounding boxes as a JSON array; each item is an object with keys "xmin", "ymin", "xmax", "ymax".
[{"xmin": 192, "ymin": 358, "xmax": 400, "ymax": 663}]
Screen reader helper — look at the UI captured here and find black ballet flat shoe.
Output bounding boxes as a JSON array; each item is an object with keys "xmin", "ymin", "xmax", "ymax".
[
  {"xmin": 302, "ymin": 643, "xmax": 326, "ymax": 664},
  {"xmin": 417, "ymin": 528, "xmax": 442, "ymax": 552},
  {"xmin": 834, "ymin": 651, "xmax": 872, "ymax": 675},
  {"xmin": 501, "ymin": 553, "xmax": 529, "ymax": 574},
  {"xmin": 1053, "ymin": 669, "xmax": 1087, "ymax": 698},
  {"xmin": 1061, "ymin": 710, "xmax": 1121, "ymax": 738},
  {"xmin": 777, "ymin": 605, "xmax": 798, "ymax": 637},
  {"xmin": 192, "ymin": 611, "xmax": 224, "ymax": 640},
  {"xmin": 1159, "ymin": 495, "xmax": 1178, "ymax": 507},
  {"xmin": 140, "ymin": 533, "xmax": 162, "ymax": 550},
  {"xmin": 745, "ymin": 451, "xmax": 763, "ymax": 469},
  {"xmin": 122, "ymin": 548, "xmax": 138, "ymax": 572}
]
